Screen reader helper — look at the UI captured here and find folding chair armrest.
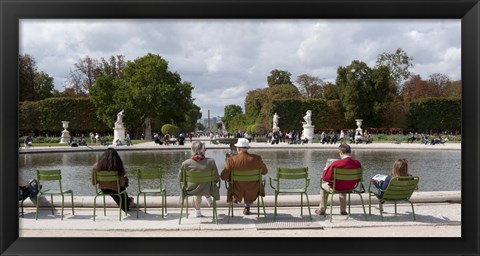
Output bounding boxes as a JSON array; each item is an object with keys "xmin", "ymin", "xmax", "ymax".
[
  {"xmin": 269, "ymin": 177, "xmax": 278, "ymax": 190},
  {"xmin": 215, "ymin": 179, "xmax": 221, "ymax": 189},
  {"xmin": 355, "ymin": 183, "xmax": 366, "ymax": 193},
  {"xmin": 367, "ymin": 180, "xmax": 381, "ymax": 193},
  {"xmin": 179, "ymin": 181, "xmax": 186, "ymax": 190},
  {"xmin": 306, "ymin": 177, "xmax": 310, "ymax": 188}
]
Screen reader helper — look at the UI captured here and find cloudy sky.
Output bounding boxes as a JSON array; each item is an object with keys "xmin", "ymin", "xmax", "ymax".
[{"xmin": 19, "ymin": 19, "xmax": 461, "ymax": 118}]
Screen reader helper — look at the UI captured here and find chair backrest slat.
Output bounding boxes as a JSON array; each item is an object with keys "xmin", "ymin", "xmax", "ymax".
[
  {"xmin": 333, "ymin": 168, "xmax": 363, "ymax": 181},
  {"xmin": 37, "ymin": 169, "xmax": 64, "ymax": 191},
  {"xmin": 276, "ymin": 167, "xmax": 308, "ymax": 180},
  {"xmin": 37, "ymin": 169, "xmax": 61, "ymax": 181},
  {"xmin": 382, "ymin": 176, "xmax": 419, "ymax": 200},
  {"xmin": 94, "ymin": 170, "xmax": 121, "ymax": 193},
  {"xmin": 231, "ymin": 169, "xmax": 261, "ymax": 182},
  {"xmin": 185, "ymin": 170, "xmax": 215, "ymax": 183},
  {"xmin": 138, "ymin": 168, "xmax": 162, "ymax": 180},
  {"xmin": 95, "ymin": 171, "xmax": 119, "ymax": 182}
]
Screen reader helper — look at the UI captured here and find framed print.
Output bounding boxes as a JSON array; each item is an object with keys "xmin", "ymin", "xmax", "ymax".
[{"xmin": 1, "ymin": 0, "xmax": 479, "ymax": 255}]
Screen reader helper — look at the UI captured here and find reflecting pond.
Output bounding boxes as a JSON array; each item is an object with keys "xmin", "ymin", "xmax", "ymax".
[{"xmin": 19, "ymin": 148, "xmax": 461, "ymax": 196}]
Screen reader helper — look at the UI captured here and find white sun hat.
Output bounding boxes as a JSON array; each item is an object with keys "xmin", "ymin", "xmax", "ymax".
[{"xmin": 234, "ymin": 138, "xmax": 250, "ymax": 148}]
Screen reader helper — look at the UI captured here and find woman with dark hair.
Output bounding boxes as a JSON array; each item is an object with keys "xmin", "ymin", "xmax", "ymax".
[{"xmin": 91, "ymin": 148, "xmax": 132, "ymax": 212}]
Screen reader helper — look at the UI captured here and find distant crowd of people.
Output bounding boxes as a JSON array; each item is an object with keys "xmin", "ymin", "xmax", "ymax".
[{"xmin": 21, "ymin": 128, "xmax": 453, "ymax": 148}]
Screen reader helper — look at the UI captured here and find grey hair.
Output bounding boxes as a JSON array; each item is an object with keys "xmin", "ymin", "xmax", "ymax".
[{"xmin": 191, "ymin": 141, "xmax": 206, "ymax": 156}]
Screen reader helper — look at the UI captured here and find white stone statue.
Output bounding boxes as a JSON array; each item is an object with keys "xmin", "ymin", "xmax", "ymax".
[
  {"xmin": 273, "ymin": 113, "xmax": 280, "ymax": 129},
  {"xmin": 303, "ymin": 110, "xmax": 312, "ymax": 126},
  {"xmin": 115, "ymin": 110, "xmax": 125, "ymax": 126}
]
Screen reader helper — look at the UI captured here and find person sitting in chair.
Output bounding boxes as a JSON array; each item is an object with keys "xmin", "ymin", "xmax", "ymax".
[
  {"xmin": 315, "ymin": 143, "xmax": 362, "ymax": 216},
  {"xmin": 177, "ymin": 141, "xmax": 220, "ymax": 217},
  {"xmin": 371, "ymin": 159, "xmax": 411, "ymax": 200},
  {"xmin": 221, "ymin": 138, "xmax": 268, "ymax": 215}
]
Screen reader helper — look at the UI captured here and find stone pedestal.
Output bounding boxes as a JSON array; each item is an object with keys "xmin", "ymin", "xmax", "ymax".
[
  {"xmin": 355, "ymin": 119, "xmax": 363, "ymax": 135},
  {"xmin": 113, "ymin": 127, "xmax": 126, "ymax": 146},
  {"xmin": 59, "ymin": 121, "xmax": 70, "ymax": 144},
  {"xmin": 144, "ymin": 127, "xmax": 152, "ymax": 141},
  {"xmin": 301, "ymin": 125, "xmax": 315, "ymax": 143},
  {"xmin": 144, "ymin": 117, "xmax": 152, "ymax": 141},
  {"xmin": 272, "ymin": 126, "xmax": 280, "ymax": 133}
]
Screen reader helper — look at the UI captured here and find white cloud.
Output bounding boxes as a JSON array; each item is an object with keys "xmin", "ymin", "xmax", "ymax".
[{"xmin": 20, "ymin": 19, "xmax": 461, "ymax": 118}]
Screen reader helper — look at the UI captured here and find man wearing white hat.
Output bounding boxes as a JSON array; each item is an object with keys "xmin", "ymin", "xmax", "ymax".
[{"xmin": 221, "ymin": 138, "xmax": 268, "ymax": 215}]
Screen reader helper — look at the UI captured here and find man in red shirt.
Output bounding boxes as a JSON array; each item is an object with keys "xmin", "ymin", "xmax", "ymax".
[{"xmin": 316, "ymin": 143, "xmax": 362, "ymax": 216}]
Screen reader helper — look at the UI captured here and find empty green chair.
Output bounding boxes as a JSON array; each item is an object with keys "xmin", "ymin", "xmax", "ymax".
[
  {"xmin": 179, "ymin": 170, "xmax": 219, "ymax": 224},
  {"xmin": 321, "ymin": 168, "xmax": 367, "ymax": 222},
  {"xmin": 136, "ymin": 167, "xmax": 167, "ymax": 218},
  {"xmin": 93, "ymin": 170, "xmax": 128, "ymax": 221},
  {"xmin": 35, "ymin": 169, "xmax": 74, "ymax": 221},
  {"xmin": 226, "ymin": 169, "xmax": 267, "ymax": 223},
  {"xmin": 269, "ymin": 167, "xmax": 311, "ymax": 220},
  {"xmin": 368, "ymin": 176, "xmax": 420, "ymax": 221}
]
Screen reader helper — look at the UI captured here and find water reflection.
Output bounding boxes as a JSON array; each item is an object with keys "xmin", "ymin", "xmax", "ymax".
[{"xmin": 19, "ymin": 149, "xmax": 461, "ymax": 196}]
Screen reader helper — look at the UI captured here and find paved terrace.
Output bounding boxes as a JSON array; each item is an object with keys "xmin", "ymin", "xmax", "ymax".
[
  {"xmin": 19, "ymin": 140, "xmax": 461, "ymax": 237},
  {"xmin": 19, "ymin": 138, "xmax": 461, "ymax": 153}
]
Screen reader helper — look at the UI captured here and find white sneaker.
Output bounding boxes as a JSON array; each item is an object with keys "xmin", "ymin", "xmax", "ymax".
[
  {"xmin": 206, "ymin": 196, "xmax": 213, "ymax": 207},
  {"xmin": 195, "ymin": 210, "xmax": 204, "ymax": 217}
]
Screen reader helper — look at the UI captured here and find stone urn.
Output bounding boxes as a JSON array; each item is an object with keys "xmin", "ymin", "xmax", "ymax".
[
  {"xmin": 355, "ymin": 119, "xmax": 363, "ymax": 135},
  {"xmin": 59, "ymin": 121, "xmax": 71, "ymax": 144}
]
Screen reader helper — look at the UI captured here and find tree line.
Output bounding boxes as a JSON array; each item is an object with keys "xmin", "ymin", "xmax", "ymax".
[
  {"xmin": 19, "ymin": 53, "xmax": 201, "ymax": 138},
  {"xmin": 19, "ymin": 48, "xmax": 461, "ymax": 138},
  {"xmin": 221, "ymin": 48, "xmax": 461, "ymax": 135}
]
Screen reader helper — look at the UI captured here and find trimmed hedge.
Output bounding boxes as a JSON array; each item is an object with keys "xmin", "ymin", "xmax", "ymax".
[
  {"xmin": 407, "ymin": 98, "xmax": 461, "ymax": 132},
  {"xmin": 161, "ymin": 124, "xmax": 179, "ymax": 136},
  {"xmin": 270, "ymin": 98, "xmax": 336, "ymax": 131},
  {"xmin": 19, "ymin": 97, "xmax": 110, "ymax": 135}
]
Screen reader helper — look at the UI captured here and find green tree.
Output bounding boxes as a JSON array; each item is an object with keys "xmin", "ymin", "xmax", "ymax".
[
  {"xmin": 19, "ymin": 54, "xmax": 37, "ymax": 101},
  {"xmin": 90, "ymin": 53, "xmax": 199, "ymax": 136},
  {"xmin": 375, "ymin": 48, "xmax": 414, "ymax": 87},
  {"xmin": 336, "ymin": 60, "xmax": 394, "ymax": 128},
  {"xmin": 195, "ymin": 122, "xmax": 205, "ymax": 131},
  {"xmin": 244, "ymin": 88, "xmax": 267, "ymax": 123},
  {"xmin": 443, "ymin": 80, "xmax": 461, "ymax": 99},
  {"xmin": 267, "ymin": 69, "xmax": 293, "ymax": 87},
  {"xmin": 33, "ymin": 71, "xmax": 54, "ymax": 100},
  {"xmin": 323, "ymin": 82, "xmax": 339, "ymax": 100},
  {"xmin": 98, "ymin": 55, "xmax": 126, "ymax": 79},
  {"xmin": 19, "ymin": 54, "xmax": 55, "ymax": 101},
  {"xmin": 222, "ymin": 104, "xmax": 243, "ymax": 131}
]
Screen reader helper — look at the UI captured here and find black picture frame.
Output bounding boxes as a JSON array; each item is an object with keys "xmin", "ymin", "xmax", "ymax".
[{"xmin": 1, "ymin": 0, "xmax": 478, "ymax": 255}]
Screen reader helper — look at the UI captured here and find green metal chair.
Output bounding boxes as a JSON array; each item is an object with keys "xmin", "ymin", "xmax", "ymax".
[
  {"xmin": 136, "ymin": 168, "xmax": 167, "ymax": 218},
  {"xmin": 93, "ymin": 170, "xmax": 128, "ymax": 221},
  {"xmin": 179, "ymin": 170, "xmax": 219, "ymax": 224},
  {"xmin": 269, "ymin": 167, "xmax": 311, "ymax": 220},
  {"xmin": 35, "ymin": 170, "xmax": 74, "ymax": 221},
  {"xmin": 321, "ymin": 168, "xmax": 367, "ymax": 222},
  {"xmin": 226, "ymin": 169, "xmax": 267, "ymax": 223},
  {"xmin": 368, "ymin": 176, "xmax": 420, "ymax": 221}
]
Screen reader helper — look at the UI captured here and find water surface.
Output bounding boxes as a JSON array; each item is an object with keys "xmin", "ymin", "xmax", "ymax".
[{"xmin": 19, "ymin": 149, "xmax": 461, "ymax": 196}]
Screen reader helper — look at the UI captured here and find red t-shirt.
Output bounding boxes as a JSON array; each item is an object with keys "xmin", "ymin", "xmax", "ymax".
[{"xmin": 322, "ymin": 156, "xmax": 362, "ymax": 191}]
